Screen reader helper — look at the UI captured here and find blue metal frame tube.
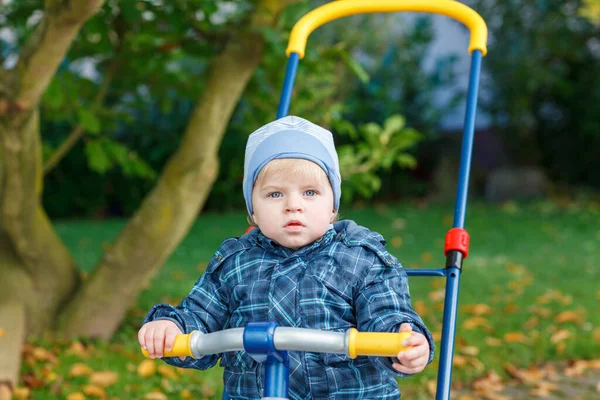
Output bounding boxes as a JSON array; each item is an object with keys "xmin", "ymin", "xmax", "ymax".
[
  {"xmin": 277, "ymin": 52, "xmax": 300, "ymax": 119},
  {"xmin": 453, "ymin": 50, "xmax": 482, "ymax": 229},
  {"xmin": 264, "ymin": 359, "xmax": 290, "ymax": 398},
  {"xmin": 436, "ymin": 50, "xmax": 482, "ymax": 400},
  {"xmin": 405, "ymin": 269, "xmax": 446, "ymax": 277},
  {"xmin": 436, "ymin": 268, "xmax": 461, "ymax": 400}
]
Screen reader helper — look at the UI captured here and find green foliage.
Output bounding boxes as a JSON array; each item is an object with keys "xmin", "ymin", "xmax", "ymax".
[
  {"xmin": 469, "ymin": 0, "xmax": 600, "ymax": 187},
  {"xmin": 335, "ymin": 115, "xmax": 422, "ymax": 202},
  {"xmin": 579, "ymin": 0, "xmax": 600, "ymax": 24}
]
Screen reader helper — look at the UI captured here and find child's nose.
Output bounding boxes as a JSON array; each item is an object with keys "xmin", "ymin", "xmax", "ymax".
[{"xmin": 285, "ymin": 194, "xmax": 303, "ymax": 212}]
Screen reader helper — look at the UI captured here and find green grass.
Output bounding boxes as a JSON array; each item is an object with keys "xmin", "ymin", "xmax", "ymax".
[{"xmin": 23, "ymin": 201, "xmax": 600, "ymax": 399}]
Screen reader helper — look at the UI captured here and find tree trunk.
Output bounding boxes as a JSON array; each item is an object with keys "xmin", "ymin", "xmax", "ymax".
[
  {"xmin": 0, "ymin": 0, "xmax": 105, "ymax": 393},
  {"xmin": 57, "ymin": 0, "xmax": 293, "ymax": 338}
]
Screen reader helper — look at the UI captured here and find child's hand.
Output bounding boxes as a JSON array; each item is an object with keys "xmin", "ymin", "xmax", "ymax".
[
  {"xmin": 392, "ymin": 323, "xmax": 430, "ymax": 374},
  {"xmin": 138, "ymin": 320, "xmax": 184, "ymax": 360}
]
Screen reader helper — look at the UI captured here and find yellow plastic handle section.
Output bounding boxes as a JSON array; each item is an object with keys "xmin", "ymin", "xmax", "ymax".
[
  {"xmin": 141, "ymin": 333, "xmax": 193, "ymax": 359},
  {"xmin": 347, "ymin": 328, "xmax": 412, "ymax": 358},
  {"xmin": 287, "ymin": 0, "xmax": 487, "ymax": 58}
]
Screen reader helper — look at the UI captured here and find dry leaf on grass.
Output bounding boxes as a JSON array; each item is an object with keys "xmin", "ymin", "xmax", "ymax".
[
  {"xmin": 12, "ymin": 387, "xmax": 30, "ymax": 400},
  {"xmin": 554, "ymin": 310, "xmax": 583, "ymax": 324},
  {"xmin": 462, "ymin": 304, "xmax": 493, "ymax": 315},
  {"xmin": 89, "ymin": 371, "xmax": 118, "ymax": 387},
  {"xmin": 550, "ymin": 329, "xmax": 571, "ymax": 343},
  {"xmin": 138, "ymin": 359, "xmax": 157, "ymax": 377},
  {"xmin": 428, "ymin": 289, "xmax": 446, "ymax": 302},
  {"xmin": 66, "ymin": 393, "xmax": 85, "ymax": 400},
  {"xmin": 83, "ymin": 384, "xmax": 106, "ymax": 397},
  {"xmin": 144, "ymin": 392, "xmax": 168, "ymax": 400},
  {"xmin": 463, "ymin": 316, "xmax": 491, "ymax": 330},
  {"xmin": 180, "ymin": 389, "xmax": 193, "ymax": 399},
  {"xmin": 503, "ymin": 332, "xmax": 528, "ymax": 343},
  {"xmin": 485, "ymin": 337, "xmax": 503, "ymax": 347},
  {"xmin": 460, "ymin": 346, "xmax": 480, "ymax": 356},
  {"xmin": 70, "ymin": 363, "xmax": 93, "ymax": 377},
  {"xmin": 158, "ymin": 364, "xmax": 178, "ymax": 380}
]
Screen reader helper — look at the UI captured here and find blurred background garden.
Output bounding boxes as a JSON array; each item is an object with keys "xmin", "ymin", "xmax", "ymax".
[{"xmin": 0, "ymin": 0, "xmax": 599, "ymax": 399}]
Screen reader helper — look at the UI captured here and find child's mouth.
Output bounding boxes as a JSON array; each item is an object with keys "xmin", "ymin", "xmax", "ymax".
[{"xmin": 285, "ymin": 221, "xmax": 304, "ymax": 231}]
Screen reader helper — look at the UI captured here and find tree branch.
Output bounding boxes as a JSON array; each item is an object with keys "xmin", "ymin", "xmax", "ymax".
[
  {"xmin": 14, "ymin": 0, "xmax": 105, "ymax": 112},
  {"xmin": 43, "ymin": 55, "xmax": 119, "ymax": 175}
]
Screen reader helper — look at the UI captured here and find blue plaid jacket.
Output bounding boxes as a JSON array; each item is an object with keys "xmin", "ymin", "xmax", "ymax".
[{"xmin": 145, "ymin": 220, "xmax": 434, "ymax": 400}]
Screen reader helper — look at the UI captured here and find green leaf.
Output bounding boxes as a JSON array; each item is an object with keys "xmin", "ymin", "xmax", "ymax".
[
  {"xmin": 85, "ymin": 140, "xmax": 112, "ymax": 173},
  {"xmin": 338, "ymin": 50, "xmax": 370, "ymax": 84},
  {"xmin": 77, "ymin": 109, "xmax": 101, "ymax": 134},
  {"xmin": 383, "ymin": 115, "xmax": 406, "ymax": 133},
  {"xmin": 396, "ymin": 154, "xmax": 417, "ymax": 168}
]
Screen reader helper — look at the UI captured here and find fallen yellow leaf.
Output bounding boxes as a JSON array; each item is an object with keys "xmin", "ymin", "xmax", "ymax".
[
  {"xmin": 453, "ymin": 355, "xmax": 468, "ymax": 367},
  {"xmin": 83, "ymin": 384, "xmax": 106, "ymax": 397},
  {"xmin": 460, "ymin": 346, "xmax": 480, "ymax": 356},
  {"xmin": 550, "ymin": 329, "xmax": 571, "ymax": 343},
  {"xmin": 12, "ymin": 387, "xmax": 30, "ymax": 400},
  {"xmin": 70, "ymin": 363, "xmax": 93, "ymax": 377},
  {"xmin": 426, "ymin": 380, "xmax": 436, "ymax": 396},
  {"xmin": 66, "ymin": 393, "xmax": 85, "ymax": 400},
  {"xmin": 413, "ymin": 300, "xmax": 428, "ymax": 317},
  {"xmin": 504, "ymin": 303, "xmax": 518, "ymax": 313},
  {"xmin": 428, "ymin": 289, "xmax": 446, "ymax": 302},
  {"xmin": 463, "ymin": 316, "xmax": 491, "ymax": 330},
  {"xmin": 523, "ymin": 317, "xmax": 539, "ymax": 329},
  {"xmin": 66, "ymin": 341, "xmax": 89, "ymax": 358},
  {"xmin": 158, "ymin": 365, "xmax": 178, "ymax": 380},
  {"xmin": 32, "ymin": 347, "xmax": 55, "ymax": 362},
  {"xmin": 485, "ymin": 337, "xmax": 503, "ymax": 347},
  {"xmin": 462, "ymin": 303, "xmax": 493, "ymax": 315},
  {"xmin": 554, "ymin": 311, "xmax": 583, "ymax": 324},
  {"xmin": 504, "ymin": 332, "xmax": 528, "ymax": 343},
  {"xmin": 137, "ymin": 360, "xmax": 156, "ymax": 377},
  {"xmin": 89, "ymin": 371, "xmax": 118, "ymax": 387},
  {"xmin": 144, "ymin": 392, "xmax": 168, "ymax": 400},
  {"xmin": 0, "ymin": 328, "xmax": 5, "ymax": 337},
  {"xmin": 180, "ymin": 389, "xmax": 193, "ymax": 399}
]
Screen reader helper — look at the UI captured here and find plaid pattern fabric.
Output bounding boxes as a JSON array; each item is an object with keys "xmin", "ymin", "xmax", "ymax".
[{"xmin": 145, "ymin": 220, "xmax": 434, "ymax": 400}]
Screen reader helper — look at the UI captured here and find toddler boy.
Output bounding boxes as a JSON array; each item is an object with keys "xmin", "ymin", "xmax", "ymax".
[{"xmin": 139, "ymin": 116, "xmax": 434, "ymax": 399}]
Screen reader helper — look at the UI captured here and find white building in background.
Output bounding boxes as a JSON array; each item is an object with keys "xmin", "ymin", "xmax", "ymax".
[{"xmin": 416, "ymin": 14, "xmax": 492, "ymax": 131}]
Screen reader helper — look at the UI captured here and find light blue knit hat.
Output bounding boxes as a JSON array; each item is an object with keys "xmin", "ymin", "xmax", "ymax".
[{"xmin": 243, "ymin": 115, "xmax": 341, "ymax": 215}]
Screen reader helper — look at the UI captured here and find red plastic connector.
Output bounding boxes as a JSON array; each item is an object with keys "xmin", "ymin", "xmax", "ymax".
[
  {"xmin": 245, "ymin": 226, "xmax": 256, "ymax": 235},
  {"xmin": 444, "ymin": 228, "xmax": 470, "ymax": 258}
]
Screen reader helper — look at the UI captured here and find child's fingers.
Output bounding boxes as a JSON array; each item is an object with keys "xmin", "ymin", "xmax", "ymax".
[
  {"xmin": 397, "ymin": 345, "xmax": 428, "ymax": 364},
  {"xmin": 145, "ymin": 327, "xmax": 156, "ymax": 358},
  {"xmin": 398, "ymin": 323, "xmax": 413, "ymax": 333},
  {"xmin": 164, "ymin": 325, "xmax": 181, "ymax": 352},
  {"xmin": 138, "ymin": 326, "xmax": 147, "ymax": 350},
  {"xmin": 402, "ymin": 332, "xmax": 426, "ymax": 347},
  {"xmin": 153, "ymin": 326, "xmax": 166, "ymax": 358}
]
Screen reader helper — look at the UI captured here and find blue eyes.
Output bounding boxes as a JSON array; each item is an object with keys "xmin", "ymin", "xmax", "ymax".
[{"xmin": 267, "ymin": 190, "xmax": 317, "ymax": 198}]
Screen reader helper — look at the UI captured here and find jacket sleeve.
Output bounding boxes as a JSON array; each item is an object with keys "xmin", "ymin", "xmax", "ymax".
[
  {"xmin": 143, "ymin": 240, "xmax": 236, "ymax": 370},
  {"xmin": 354, "ymin": 247, "xmax": 435, "ymax": 377}
]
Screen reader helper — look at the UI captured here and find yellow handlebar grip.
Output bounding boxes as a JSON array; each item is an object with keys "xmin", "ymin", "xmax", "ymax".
[
  {"xmin": 287, "ymin": 0, "xmax": 488, "ymax": 58},
  {"xmin": 141, "ymin": 333, "xmax": 193, "ymax": 359},
  {"xmin": 347, "ymin": 329, "xmax": 412, "ymax": 358}
]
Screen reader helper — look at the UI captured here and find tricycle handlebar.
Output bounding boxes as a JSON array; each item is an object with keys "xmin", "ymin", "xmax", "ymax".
[{"xmin": 141, "ymin": 327, "xmax": 411, "ymax": 359}]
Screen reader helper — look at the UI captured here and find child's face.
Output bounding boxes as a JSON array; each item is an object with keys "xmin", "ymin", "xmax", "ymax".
[{"xmin": 251, "ymin": 159, "xmax": 335, "ymax": 250}]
